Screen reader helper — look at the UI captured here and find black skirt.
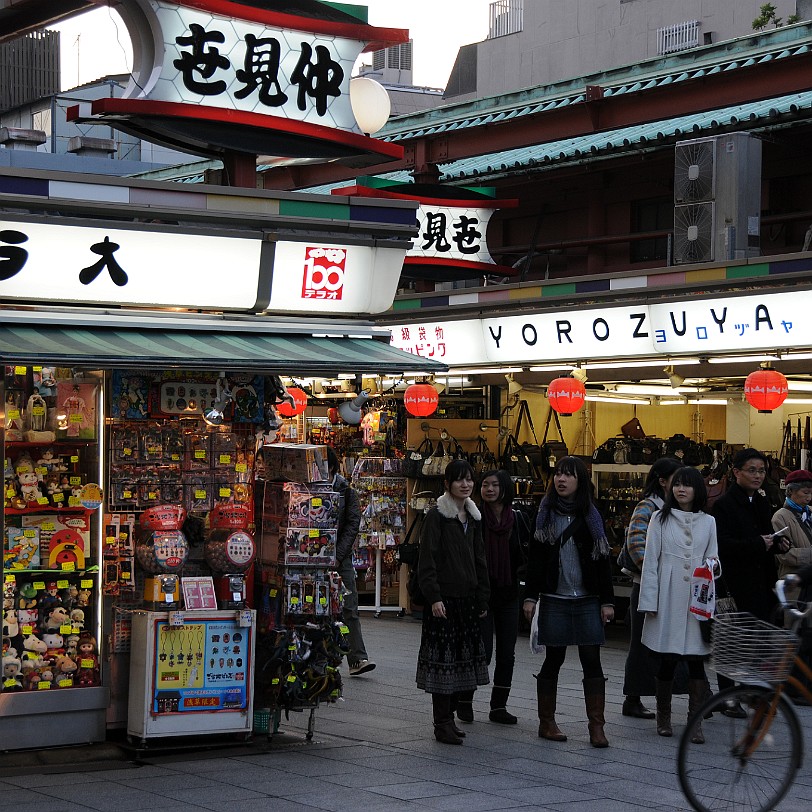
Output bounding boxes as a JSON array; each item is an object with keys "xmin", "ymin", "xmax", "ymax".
[{"xmin": 416, "ymin": 595, "xmax": 490, "ymax": 695}]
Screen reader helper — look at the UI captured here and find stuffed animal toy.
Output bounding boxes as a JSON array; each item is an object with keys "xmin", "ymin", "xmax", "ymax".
[
  {"xmin": 2, "ymin": 651, "xmax": 24, "ymax": 691},
  {"xmin": 76, "ymin": 589, "xmax": 91, "ymax": 608},
  {"xmin": 69, "ymin": 609, "xmax": 85, "ymax": 629},
  {"xmin": 64, "ymin": 634, "xmax": 80, "ymax": 658},
  {"xmin": 42, "ymin": 632, "xmax": 64, "ymax": 660},
  {"xmin": 16, "ymin": 463, "xmax": 43, "ymax": 503},
  {"xmin": 3, "ymin": 609, "xmax": 19, "ymax": 638},
  {"xmin": 21, "ymin": 633, "xmax": 48, "ymax": 671},
  {"xmin": 54, "ymin": 654, "xmax": 77, "ymax": 686},
  {"xmin": 43, "ymin": 605, "xmax": 70, "ymax": 632}
]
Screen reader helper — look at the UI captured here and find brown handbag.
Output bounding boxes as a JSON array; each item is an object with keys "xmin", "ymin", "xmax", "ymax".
[{"xmin": 621, "ymin": 416, "xmax": 646, "ymax": 439}]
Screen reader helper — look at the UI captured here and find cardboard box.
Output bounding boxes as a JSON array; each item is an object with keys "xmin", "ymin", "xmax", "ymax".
[{"xmin": 259, "ymin": 443, "xmax": 328, "ymax": 483}]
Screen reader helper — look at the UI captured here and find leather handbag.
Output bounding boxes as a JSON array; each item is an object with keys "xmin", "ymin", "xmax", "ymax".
[
  {"xmin": 500, "ymin": 433, "xmax": 535, "ymax": 479},
  {"xmin": 421, "ymin": 440, "xmax": 452, "ymax": 477},
  {"xmin": 470, "ymin": 436, "xmax": 498, "ymax": 476},
  {"xmin": 621, "ymin": 416, "xmax": 646, "ymax": 439},
  {"xmin": 403, "ymin": 438, "xmax": 433, "ymax": 478},
  {"xmin": 515, "ymin": 399, "xmax": 545, "ymax": 476},
  {"xmin": 541, "ymin": 406, "xmax": 568, "ymax": 472}
]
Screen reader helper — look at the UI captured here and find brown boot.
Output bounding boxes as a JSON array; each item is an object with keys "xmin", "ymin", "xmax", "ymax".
[
  {"xmin": 688, "ymin": 679, "xmax": 706, "ymax": 744},
  {"xmin": 536, "ymin": 676, "xmax": 567, "ymax": 741},
  {"xmin": 655, "ymin": 679, "xmax": 673, "ymax": 737},
  {"xmin": 432, "ymin": 694, "xmax": 462, "ymax": 745},
  {"xmin": 583, "ymin": 677, "xmax": 609, "ymax": 748}
]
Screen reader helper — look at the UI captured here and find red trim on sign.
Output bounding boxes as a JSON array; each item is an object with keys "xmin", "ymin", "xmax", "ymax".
[
  {"xmin": 404, "ymin": 257, "xmax": 520, "ymax": 276},
  {"xmin": 173, "ymin": 0, "xmax": 408, "ymax": 51},
  {"xmin": 332, "ymin": 184, "xmax": 519, "ymax": 209},
  {"xmin": 75, "ymin": 98, "xmax": 403, "ymax": 160}
]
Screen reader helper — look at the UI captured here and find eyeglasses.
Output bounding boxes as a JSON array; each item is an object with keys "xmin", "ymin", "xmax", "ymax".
[{"xmin": 740, "ymin": 467, "xmax": 767, "ymax": 475}]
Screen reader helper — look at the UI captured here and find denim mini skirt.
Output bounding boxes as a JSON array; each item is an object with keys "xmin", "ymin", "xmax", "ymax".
[{"xmin": 537, "ymin": 594, "xmax": 605, "ymax": 647}]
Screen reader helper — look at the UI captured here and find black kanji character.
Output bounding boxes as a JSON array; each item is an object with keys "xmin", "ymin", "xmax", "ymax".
[
  {"xmin": 421, "ymin": 212, "xmax": 451, "ymax": 252},
  {"xmin": 0, "ymin": 229, "xmax": 28, "ymax": 280},
  {"xmin": 79, "ymin": 236, "xmax": 128, "ymax": 287},
  {"xmin": 290, "ymin": 42, "xmax": 343, "ymax": 116},
  {"xmin": 452, "ymin": 215, "xmax": 482, "ymax": 254},
  {"xmin": 173, "ymin": 23, "xmax": 229, "ymax": 96},
  {"xmin": 235, "ymin": 33, "xmax": 288, "ymax": 106}
]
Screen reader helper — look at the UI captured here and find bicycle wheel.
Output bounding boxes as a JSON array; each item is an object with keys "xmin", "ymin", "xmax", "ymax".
[{"xmin": 678, "ymin": 685, "xmax": 802, "ymax": 812}]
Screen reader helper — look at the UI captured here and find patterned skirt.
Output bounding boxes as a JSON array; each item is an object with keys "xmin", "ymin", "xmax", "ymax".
[{"xmin": 416, "ymin": 595, "xmax": 490, "ymax": 695}]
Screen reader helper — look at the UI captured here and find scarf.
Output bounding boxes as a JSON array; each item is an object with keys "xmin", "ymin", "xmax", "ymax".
[
  {"xmin": 535, "ymin": 497, "xmax": 610, "ymax": 560},
  {"xmin": 482, "ymin": 502, "xmax": 514, "ymax": 588},
  {"xmin": 785, "ymin": 497, "xmax": 812, "ymax": 526}
]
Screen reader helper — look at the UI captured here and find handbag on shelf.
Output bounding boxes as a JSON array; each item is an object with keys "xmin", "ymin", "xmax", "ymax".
[
  {"xmin": 470, "ymin": 436, "xmax": 498, "ymax": 476},
  {"xmin": 421, "ymin": 440, "xmax": 453, "ymax": 478},
  {"xmin": 403, "ymin": 437, "xmax": 433, "ymax": 479},
  {"xmin": 408, "ymin": 490, "xmax": 436, "ymax": 512},
  {"xmin": 541, "ymin": 406, "xmax": 568, "ymax": 473},
  {"xmin": 500, "ymin": 433, "xmax": 535, "ymax": 479},
  {"xmin": 621, "ymin": 416, "xmax": 646, "ymax": 440},
  {"xmin": 515, "ymin": 399, "xmax": 545, "ymax": 476}
]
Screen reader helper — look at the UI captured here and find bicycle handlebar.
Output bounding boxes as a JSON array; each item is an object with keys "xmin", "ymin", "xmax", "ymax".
[{"xmin": 774, "ymin": 577, "xmax": 812, "ymax": 620}]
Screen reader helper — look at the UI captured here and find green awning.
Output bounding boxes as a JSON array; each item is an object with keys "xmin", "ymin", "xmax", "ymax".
[{"xmin": 0, "ymin": 324, "xmax": 443, "ymax": 375}]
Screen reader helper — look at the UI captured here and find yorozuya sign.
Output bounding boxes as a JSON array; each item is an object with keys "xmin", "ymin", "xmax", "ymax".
[
  {"xmin": 68, "ymin": 1, "xmax": 406, "ymax": 161},
  {"xmin": 0, "ymin": 218, "xmax": 408, "ymax": 315},
  {"xmin": 391, "ymin": 290, "xmax": 812, "ymax": 364}
]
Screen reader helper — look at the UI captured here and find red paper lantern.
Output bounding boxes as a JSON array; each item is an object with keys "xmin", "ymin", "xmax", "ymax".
[
  {"xmin": 403, "ymin": 383, "xmax": 439, "ymax": 417},
  {"xmin": 744, "ymin": 369, "xmax": 788, "ymax": 413},
  {"xmin": 547, "ymin": 376, "xmax": 586, "ymax": 416},
  {"xmin": 327, "ymin": 407, "xmax": 340, "ymax": 425},
  {"xmin": 277, "ymin": 387, "xmax": 308, "ymax": 417}
]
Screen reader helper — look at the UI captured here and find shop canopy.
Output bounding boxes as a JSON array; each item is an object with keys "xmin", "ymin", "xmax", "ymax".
[{"xmin": 0, "ymin": 317, "xmax": 444, "ymax": 376}]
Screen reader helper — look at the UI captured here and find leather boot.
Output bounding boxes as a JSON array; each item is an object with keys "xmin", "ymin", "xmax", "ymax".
[
  {"xmin": 687, "ymin": 679, "xmax": 706, "ymax": 744},
  {"xmin": 655, "ymin": 679, "xmax": 673, "ymax": 737},
  {"xmin": 621, "ymin": 695, "xmax": 655, "ymax": 719},
  {"xmin": 432, "ymin": 694, "xmax": 462, "ymax": 745},
  {"xmin": 536, "ymin": 676, "xmax": 567, "ymax": 741},
  {"xmin": 489, "ymin": 685, "xmax": 518, "ymax": 724},
  {"xmin": 455, "ymin": 689, "xmax": 474, "ymax": 723},
  {"xmin": 583, "ymin": 677, "xmax": 609, "ymax": 748}
]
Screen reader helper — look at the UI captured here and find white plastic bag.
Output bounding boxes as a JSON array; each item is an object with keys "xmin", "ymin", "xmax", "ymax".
[
  {"xmin": 689, "ymin": 558, "xmax": 716, "ymax": 620},
  {"xmin": 529, "ymin": 600, "xmax": 545, "ymax": 655}
]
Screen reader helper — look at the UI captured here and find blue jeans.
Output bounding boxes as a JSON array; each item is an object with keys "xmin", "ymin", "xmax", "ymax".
[
  {"xmin": 337, "ymin": 556, "xmax": 368, "ymax": 663},
  {"xmin": 480, "ymin": 597, "xmax": 519, "ymax": 688}
]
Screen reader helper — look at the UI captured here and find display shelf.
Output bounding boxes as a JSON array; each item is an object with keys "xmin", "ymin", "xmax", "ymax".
[{"xmin": 5, "ymin": 506, "xmax": 89, "ymax": 516}]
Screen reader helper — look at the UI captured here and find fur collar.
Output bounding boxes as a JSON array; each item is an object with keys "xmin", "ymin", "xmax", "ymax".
[{"xmin": 436, "ymin": 493, "xmax": 481, "ymax": 521}]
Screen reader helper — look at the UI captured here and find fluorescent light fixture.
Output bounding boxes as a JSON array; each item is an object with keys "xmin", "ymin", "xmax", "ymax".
[
  {"xmin": 658, "ymin": 399, "xmax": 688, "ymax": 406},
  {"xmin": 584, "ymin": 358, "xmax": 701, "ymax": 370},
  {"xmin": 686, "ymin": 399, "xmax": 728, "ymax": 405},
  {"xmin": 447, "ymin": 367, "xmax": 524, "ymax": 375},
  {"xmin": 707, "ymin": 354, "xmax": 780, "ymax": 364},
  {"xmin": 612, "ymin": 384, "xmax": 702, "ymax": 396},
  {"xmin": 785, "ymin": 398, "xmax": 812, "ymax": 404},
  {"xmin": 783, "ymin": 352, "xmax": 812, "ymax": 361},
  {"xmin": 585, "ymin": 395, "xmax": 651, "ymax": 405},
  {"xmin": 788, "ymin": 381, "xmax": 812, "ymax": 392},
  {"xmin": 528, "ymin": 365, "xmax": 577, "ymax": 373}
]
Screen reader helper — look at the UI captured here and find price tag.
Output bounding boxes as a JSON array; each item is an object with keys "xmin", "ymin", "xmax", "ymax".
[
  {"xmin": 123, "ymin": 490, "xmax": 132, "ymax": 499},
  {"xmin": 309, "ymin": 528, "xmax": 320, "ymax": 538},
  {"xmin": 61, "ymin": 562, "xmax": 75, "ymax": 572},
  {"xmin": 38, "ymin": 681, "xmax": 51, "ymax": 690},
  {"xmin": 60, "ymin": 624, "xmax": 72, "ymax": 634},
  {"xmin": 42, "ymin": 522, "xmax": 55, "ymax": 532},
  {"xmin": 312, "ymin": 498, "xmax": 322, "ymax": 507},
  {"xmin": 52, "ymin": 492, "xmax": 64, "ymax": 503},
  {"xmin": 36, "ymin": 496, "xmax": 49, "ymax": 505},
  {"xmin": 270, "ymin": 588, "xmax": 278, "ymax": 597},
  {"xmin": 319, "ymin": 597, "xmax": 327, "ymax": 605},
  {"xmin": 194, "ymin": 489, "xmax": 206, "ymax": 499},
  {"xmin": 4, "ymin": 574, "xmax": 16, "ymax": 583},
  {"xmin": 23, "ymin": 529, "xmax": 36, "ymax": 538},
  {"xmin": 31, "ymin": 406, "xmax": 45, "ymax": 416},
  {"xmin": 70, "ymin": 455, "xmax": 79, "ymax": 463},
  {"xmin": 58, "ymin": 679, "xmax": 73, "ymax": 688},
  {"xmin": 22, "ymin": 625, "xmax": 33, "ymax": 635},
  {"xmin": 171, "ymin": 454, "xmax": 180, "ymax": 461},
  {"xmin": 106, "ymin": 536, "xmax": 117, "ymax": 545},
  {"xmin": 219, "ymin": 487, "xmax": 231, "ymax": 498},
  {"xmin": 194, "ymin": 450, "xmax": 206, "ymax": 459},
  {"xmin": 14, "ymin": 365, "xmax": 26, "ymax": 374},
  {"xmin": 80, "ymin": 579, "xmax": 93, "ymax": 588},
  {"xmin": 69, "ymin": 414, "xmax": 82, "ymax": 424},
  {"xmin": 68, "ymin": 496, "xmax": 80, "ymax": 506},
  {"xmin": 305, "ymin": 595, "xmax": 314, "ymax": 604},
  {"xmin": 148, "ymin": 491, "xmax": 157, "ymax": 500},
  {"xmin": 35, "ymin": 466, "xmax": 47, "ymax": 476},
  {"xmin": 70, "ymin": 476, "xmax": 81, "ymax": 486},
  {"xmin": 219, "ymin": 454, "xmax": 232, "ymax": 464},
  {"xmin": 7, "ymin": 409, "xmax": 19, "ymax": 420},
  {"xmin": 80, "ymin": 658, "xmax": 94, "ymax": 669},
  {"xmin": 235, "ymin": 463, "xmax": 247, "ymax": 473},
  {"xmin": 33, "ymin": 581, "xmax": 46, "ymax": 590},
  {"xmin": 57, "ymin": 579, "xmax": 69, "ymax": 589},
  {"xmin": 121, "ymin": 571, "xmax": 131, "ymax": 580}
]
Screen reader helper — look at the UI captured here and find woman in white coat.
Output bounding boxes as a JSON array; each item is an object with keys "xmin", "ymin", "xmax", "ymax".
[{"xmin": 639, "ymin": 466, "xmax": 717, "ymax": 744}]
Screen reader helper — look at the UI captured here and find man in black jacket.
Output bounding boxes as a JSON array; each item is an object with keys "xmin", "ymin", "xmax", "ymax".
[{"xmin": 328, "ymin": 448, "xmax": 375, "ymax": 676}]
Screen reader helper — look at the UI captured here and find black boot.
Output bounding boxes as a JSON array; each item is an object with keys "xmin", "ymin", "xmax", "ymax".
[
  {"xmin": 455, "ymin": 689, "xmax": 474, "ymax": 723},
  {"xmin": 687, "ymin": 679, "xmax": 706, "ymax": 744},
  {"xmin": 432, "ymin": 694, "xmax": 462, "ymax": 745},
  {"xmin": 655, "ymin": 679, "xmax": 673, "ymax": 737},
  {"xmin": 489, "ymin": 685, "xmax": 518, "ymax": 724},
  {"xmin": 622, "ymin": 695, "xmax": 655, "ymax": 719}
]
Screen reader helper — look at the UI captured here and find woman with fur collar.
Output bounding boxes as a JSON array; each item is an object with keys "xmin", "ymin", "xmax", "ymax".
[
  {"xmin": 416, "ymin": 460, "xmax": 490, "ymax": 745},
  {"xmin": 523, "ymin": 456, "xmax": 614, "ymax": 748}
]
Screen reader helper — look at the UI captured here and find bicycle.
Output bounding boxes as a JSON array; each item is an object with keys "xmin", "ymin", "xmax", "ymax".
[{"xmin": 677, "ymin": 576, "xmax": 812, "ymax": 812}]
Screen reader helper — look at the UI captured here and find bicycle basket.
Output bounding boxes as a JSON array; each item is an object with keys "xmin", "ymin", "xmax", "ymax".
[{"xmin": 712, "ymin": 612, "xmax": 800, "ymax": 686}]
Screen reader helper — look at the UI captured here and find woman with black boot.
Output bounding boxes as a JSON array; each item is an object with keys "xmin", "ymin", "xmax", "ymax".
[
  {"xmin": 416, "ymin": 460, "xmax": 490, "ymax": 744},
  {"xmin": 522, "ymin": 456, "xmax": 614, "ymax": 748},
  {"xmin": 473, "ymin": 469, "xmax": 530, "ymax": 725}
]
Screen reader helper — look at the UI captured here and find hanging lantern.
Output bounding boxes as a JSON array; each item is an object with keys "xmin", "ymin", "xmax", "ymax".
[
  {"xmin": 744, "ymin": 369, "xmax": 788, "ymax": 413},
  {"xmin": 327, "ymin": 407, "xmax": 340, "ymax": 425},
  {"xmin": 403, "ymin": 383, "xmax": 439, "ymax": 417},
  {"xmin": 547, "ymin": 376, "xmax": 586, "ymax": 416},
  {"xmin": 277, "ymin": 387, "xmax": 308, "ymax": 417}
]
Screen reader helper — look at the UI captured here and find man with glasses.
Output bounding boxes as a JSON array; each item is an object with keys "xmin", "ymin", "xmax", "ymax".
[{"xmin": 711, "ymin": 448, "xmax": 790, "ymax": 714}]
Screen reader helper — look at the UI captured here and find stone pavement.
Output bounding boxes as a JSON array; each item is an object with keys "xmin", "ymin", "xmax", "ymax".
[{"xmin": 2, "ymin": 614, "xmax": 811, "ymax": 812}]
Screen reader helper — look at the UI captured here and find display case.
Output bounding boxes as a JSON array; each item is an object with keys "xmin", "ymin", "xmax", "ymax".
[
  {"xmin": 2, "ymin": 368, "xmax": 107, "ymax": 750},
  {"xmin": 591, "ymin": 464, "xmax": 652, "ymax": 601}
]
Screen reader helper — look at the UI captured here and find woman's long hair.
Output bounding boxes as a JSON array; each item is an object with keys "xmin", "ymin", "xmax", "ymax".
[
  {"xmin": 643, "ymin": 457, "xmax": 685, "ymax": 499},
  {"xmin": 658, "ymin": 465, "xmax": 708, "ymax": 523},
  {"xmin": 444, "ymin": 459, "xmax": 475, "ymax": 490},
  {"xmin": 478, "ymin": 469, "xmax": 515, "ymax": 506},
  {"xmin": 546, "ymin": 456, "xmax": 592, "ymax": 514}
]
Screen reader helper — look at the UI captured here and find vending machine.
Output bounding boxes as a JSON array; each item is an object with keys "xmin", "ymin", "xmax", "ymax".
[{"xmin": 127, "ymin": 609, "xmax": 255, "ymax": 744}]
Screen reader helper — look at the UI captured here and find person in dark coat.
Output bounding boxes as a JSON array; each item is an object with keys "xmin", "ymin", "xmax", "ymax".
[
  {"xmin": 522, "ymin": 456, "xmax": 614, "ymax": 748},
  {"xmin": 328, "ymin": 448, "xmax": 375, "ymax": 677},
  {"xmin": 711, "ymin": 447, "xmax": 789, "ymax": 712},
  {"xmin": 416, "ymin": 459, "xmax": 490, "ymax": 745}
]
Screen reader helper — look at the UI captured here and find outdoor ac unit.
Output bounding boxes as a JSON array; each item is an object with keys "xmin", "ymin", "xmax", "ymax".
[{"xmin": 673, "ymin": 133, "xmax": 761, "ymax": 264}]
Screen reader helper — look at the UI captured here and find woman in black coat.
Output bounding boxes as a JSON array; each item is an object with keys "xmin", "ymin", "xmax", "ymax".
[{"xmin": 522, "ymin": 456, "xmax": 614, "ymax": 748}]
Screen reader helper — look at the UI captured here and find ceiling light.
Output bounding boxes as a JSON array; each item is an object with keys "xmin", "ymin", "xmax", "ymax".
[
  {"xmin": 585, "ymin": 395, "xmax": 651, "ymax": 405},
  {"xmin": 785, "ymin": 398, "xmax": 812, "ymax": 405},
  {"xmin": 788, "ymin": 381, "xmax": 812, "ymax": 392},
  {"xmin": 612, "ymin": 384, "xmax": 701, "ymax": 396},
  {"xmin": 570, "ymin": 367, "xmax": 588, "ymax": 383},
  {"xmin": 686, "ymin": 399, "xmax": 729, "ymax": 405},
  {"xmin": 782, "ymin": 352, "xmax": 812, "ymax": 361},
  {"xmin": 663, "ymin": 364, "xmax": 686, "ymax": 388},
  {"xmin": 506, "ymin": 373, "xmax": 524, "ymax": 396},
  {"xmin": 447, "ymin": 367, "xmax": 524, "ymax": 375},
  {"xmin": 707, "ymin": 354, "xmax": 780, "ymax": 364},
  {"xmin": 658, "ymin": 399, "xmax": 688, "ymax": 406},
  {"xmin": 584, "ymin": 358, "xmax": 701, "ymax": 370},
  {"xmin": 528, "ymin": 364, "xmax": 577, "ymax": 373}
]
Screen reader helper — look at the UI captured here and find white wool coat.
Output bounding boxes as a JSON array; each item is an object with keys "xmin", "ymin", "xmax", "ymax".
[{"xmin": 639, "ymin": 509, "xmax": 718, "ymax": 656}]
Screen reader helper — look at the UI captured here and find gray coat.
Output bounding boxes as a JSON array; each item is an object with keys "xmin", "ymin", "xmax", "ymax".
[{"xmin": 639, "ymin": 509, "xmax": 717, "ymax": 656}]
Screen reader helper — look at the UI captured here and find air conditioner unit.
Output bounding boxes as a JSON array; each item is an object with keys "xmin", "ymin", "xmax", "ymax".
[{"xmin": 673, "ymin": 133, "xmax": 761, "ymax": 264}]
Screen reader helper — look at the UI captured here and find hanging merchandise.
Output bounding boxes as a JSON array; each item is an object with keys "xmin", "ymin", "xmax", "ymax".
[
  {"xmin": 277, "ymin": 387, "xmax": 308, "ymax": 417},
  {"xmin": 744, "ymin": 368, "xmax": 788, "ymax": 413},
  {"xmin": 547, "ymin": 376, "xmax": 586, "ymax": 416},
  {"xmin": 403, "ymin": 383, "xmax": 439, "ymax": 417}
]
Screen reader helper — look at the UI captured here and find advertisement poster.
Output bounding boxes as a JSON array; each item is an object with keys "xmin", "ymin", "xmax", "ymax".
[{"xmin": 152, "ymin": 618, "xmax": 251, "ymax": 713}]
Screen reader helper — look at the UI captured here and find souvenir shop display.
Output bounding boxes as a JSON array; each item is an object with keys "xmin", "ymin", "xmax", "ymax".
[
  {"xmin": 352, "ymin": 456, "xmax": 407, "ymax": 615},
  {"xmin": 253, "ymin": 449, "xmax": 347, "ymax": 738},
  {"xmin": 204, "ymin": 503, "xmax": 256, "ymax": 609}
]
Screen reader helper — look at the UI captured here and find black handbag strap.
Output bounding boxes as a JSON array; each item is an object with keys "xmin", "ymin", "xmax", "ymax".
[
  {"xmin": 515, "ymin": 399, "xmax": 540, "ymax": 444},
  {"xmin": 542, "ymin": 405, "xmax": 565, "ymax": 444},
  {"xmin": 403, "ymin": 512, "xmax": 423, "ymax": 544},
  {"xmin": 557, "ymin": 516, "xmax": 583, "ymax": 546}
]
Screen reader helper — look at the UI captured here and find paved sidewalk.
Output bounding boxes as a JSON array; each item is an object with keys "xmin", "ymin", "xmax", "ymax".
[{"xmin": 2, "ymin": 615, "xmax": 811, "ymax": 811}]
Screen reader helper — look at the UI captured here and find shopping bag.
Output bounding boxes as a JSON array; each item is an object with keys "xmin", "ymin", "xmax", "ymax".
[
  {"xmin": 529, "ymin": 600, "xmax": 545, "ymax": 655},
  {"xmin": 689, "ymin": 558, "xmax": 716, "ymax": 620}
]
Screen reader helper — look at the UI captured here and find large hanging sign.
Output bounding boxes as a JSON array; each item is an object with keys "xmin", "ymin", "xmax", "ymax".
[
  {"xmin": 390, "ymin": 289, "xmax": 812, "ymax": 364},
  {"xmin": 67, "ymin": 1, "xmax": 407, "ymax": 162},
  {"xmin": 0, "ymin": 218, "xmax": 408, "ymax": 314},
  {"xmin": 333, "ymin": 177, "xmax": 519, "ymax": 280}
]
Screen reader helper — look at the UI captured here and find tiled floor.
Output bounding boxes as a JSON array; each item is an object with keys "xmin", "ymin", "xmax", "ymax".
[{"xmin": 2, "ymin": 614, "xmax": 811, "ymax": 811}]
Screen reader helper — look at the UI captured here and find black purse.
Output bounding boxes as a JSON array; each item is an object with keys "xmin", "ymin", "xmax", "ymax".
[
  {"xmin": 403, "ymin": 438, "xmax": 433, "ymax": 479},
  {"xmin": 394, "ymin": 513, "xmax": 422, "ymax": 568},
  {"xmin": 541, "ymin": 406, "xmax": 568, "ymax": 473}
]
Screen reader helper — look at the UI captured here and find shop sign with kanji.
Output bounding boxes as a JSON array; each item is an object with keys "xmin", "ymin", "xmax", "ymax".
[{"xmin": 67, "ymin": 1, "xmax": 406, "ymax": 162}]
